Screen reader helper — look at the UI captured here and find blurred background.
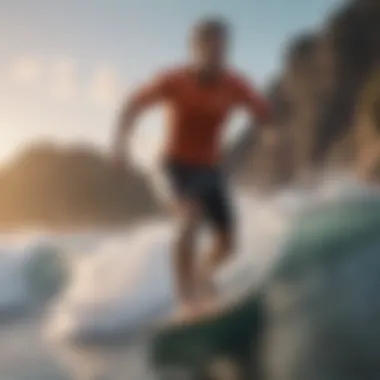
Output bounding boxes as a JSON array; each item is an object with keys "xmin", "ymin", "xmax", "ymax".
[{"xmin": 0, "ymin": 0, "xmax": 379, "ymax": 379}]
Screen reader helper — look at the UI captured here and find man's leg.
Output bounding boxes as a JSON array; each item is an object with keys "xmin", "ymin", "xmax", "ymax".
[
  {"xmin": 199, "ymin": 228, "xmax": 234, "ymax": 302},
  {"xmin": 208, "ymin": 229, "xmax": 234, "ymax": 272},
  {"xmin": 159, "ymin": 160, "xmax": 201, "ymax": 308},
  {"xmin": 170, "ymin": 199, "xmax": 201, "ymax": 307},
  {"xmin": 197, "ymin": 174, "xmax": 235, "ymax": 304}
]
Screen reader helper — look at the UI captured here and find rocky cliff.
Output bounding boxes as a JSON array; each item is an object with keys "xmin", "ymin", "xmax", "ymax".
[{"xmin": 233, "ymin": 0, "xmax": 380, "ymax": 187}]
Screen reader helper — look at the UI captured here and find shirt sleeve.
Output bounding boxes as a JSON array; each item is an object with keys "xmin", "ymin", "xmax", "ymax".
[
  {"xmin": 232, "ymin": 74, "xmax": 272, "ymax": 124},
  {"xmin": 129, "ymin": 70, "xmax": 175, "ymax": 108}
]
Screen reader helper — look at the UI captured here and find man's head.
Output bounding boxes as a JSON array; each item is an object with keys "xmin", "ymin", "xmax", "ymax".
[{"xmin": 190, "ymin": 17, "xmax": 230, "ymax": 71}]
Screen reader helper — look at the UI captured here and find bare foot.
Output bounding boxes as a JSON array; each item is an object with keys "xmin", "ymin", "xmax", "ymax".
[{"xmin": 173, "ymin": 298, "xmax": 201, "ymax": 321}]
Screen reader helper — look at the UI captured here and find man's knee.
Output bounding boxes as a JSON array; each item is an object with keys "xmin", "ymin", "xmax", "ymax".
[
  {"xmin": 176, "ymin": 201, "xmax": 201, "ymax": 241},
  {"xmin": 215, "ymin": 228, "xmax": 235, "ymax": 258}
]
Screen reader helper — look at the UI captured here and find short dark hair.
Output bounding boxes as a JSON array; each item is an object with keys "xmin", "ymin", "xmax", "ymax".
[{"xmin": 192, "ymin": 17, "xmax": 229, "ymax": 42}]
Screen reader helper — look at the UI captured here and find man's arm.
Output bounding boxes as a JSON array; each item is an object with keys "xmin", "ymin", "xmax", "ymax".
[
  {"xmin": 232, "ymin": 74, "xmax": 272, "ymax": 126},
  {"xmin": 224, "ymin": 74, "xmax": 279, "ymax": 182},
  {"xmin": 112, "ymin": 72, "xmax": 174, "ymax": 165},
  {"xmin": 232, "ymin": 74, "xmax": 279, "ymax": 149}
]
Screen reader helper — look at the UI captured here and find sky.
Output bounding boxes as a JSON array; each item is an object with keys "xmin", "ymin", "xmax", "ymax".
[{"xmin": 0, "ymin": 0, "xmax": 344, "ymax": 166}]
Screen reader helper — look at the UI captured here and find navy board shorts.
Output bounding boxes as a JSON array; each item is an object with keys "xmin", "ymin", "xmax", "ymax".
[{"xmin": 163, "ymin": 159, "xmax": 233, "ymax": 232}]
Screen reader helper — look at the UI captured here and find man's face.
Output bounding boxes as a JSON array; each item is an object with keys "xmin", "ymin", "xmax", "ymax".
[{"xmin": 193, "ymin": 33, "xmax": 228, "ymax": 69}]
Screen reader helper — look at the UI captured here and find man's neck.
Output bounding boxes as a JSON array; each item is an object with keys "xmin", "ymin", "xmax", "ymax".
[{"xmin": 191, "ymin": 64, "xmax": 224, "ymax": 84}]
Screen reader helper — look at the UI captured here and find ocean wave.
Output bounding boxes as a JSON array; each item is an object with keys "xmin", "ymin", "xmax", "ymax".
[
  {"xmin": 44, "ymin": 193, "xmax": 286, "ymax": 345},
  {"xmin": 0, "ymin": 172, "xmax": 373, "ymax": 344},
  {"xmin": 47, "ymin": 175, "xmax": 375, "ymax": 346},
  {"xmin": 0, "ymin": 240, "xmax": 69, "ymax": 319},
  {"xmin": 46, "ymin": 221, "xmax": 175, "ymax": 344}
]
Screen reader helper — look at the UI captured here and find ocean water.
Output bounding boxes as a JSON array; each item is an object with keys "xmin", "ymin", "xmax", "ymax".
[{"xmin": 0, "ymin": 173, "xmax": 374, "ymax": 380}]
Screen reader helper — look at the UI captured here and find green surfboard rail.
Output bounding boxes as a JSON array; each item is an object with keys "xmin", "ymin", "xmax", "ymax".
[
  {"xmin": 150, "ymin": 193, "xmax": 380, "ymax": 378},
  {"xmin": 150, "ymin": 290, "xmax": 263, "ymax": 373}
]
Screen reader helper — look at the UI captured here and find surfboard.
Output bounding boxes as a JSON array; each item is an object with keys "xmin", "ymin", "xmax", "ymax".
[{"xmin": 150, "ymin": 285, "xmax": 264, "ymax": 379}]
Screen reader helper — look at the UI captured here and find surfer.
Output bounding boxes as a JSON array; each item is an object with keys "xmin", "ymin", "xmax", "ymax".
[{"xmin": 112, "ymin": 18, "xmax": 273, "ymax": 314}]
